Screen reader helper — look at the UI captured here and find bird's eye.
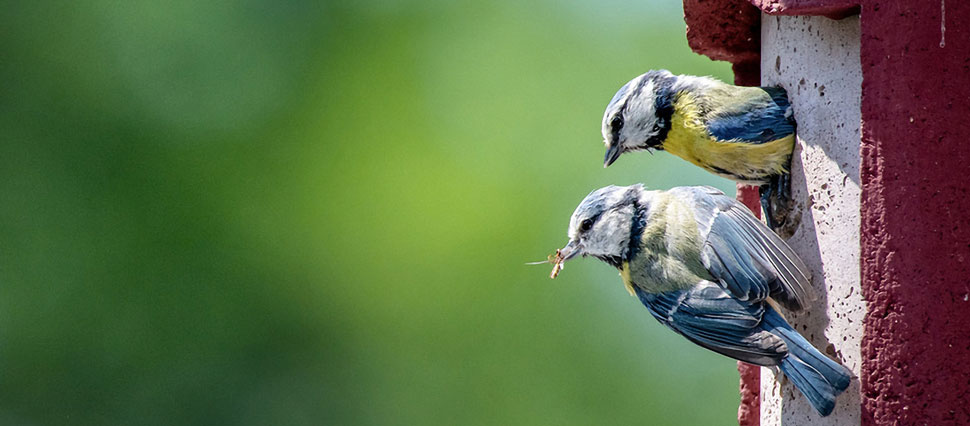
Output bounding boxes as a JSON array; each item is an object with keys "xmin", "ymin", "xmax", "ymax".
[
  {"xmin": 652, "ymin": 123, "xmax": 662, "ymax": 132},
  {"xmin": 610, "ymin": 116, "xmax": 624, "ymax": 130},
  {"xmin": 580, "ymin": 219, "xmax": 593, "ymax": 232}
]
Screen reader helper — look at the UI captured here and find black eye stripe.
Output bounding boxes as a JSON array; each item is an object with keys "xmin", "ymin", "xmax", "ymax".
[
  {"xmin": 611, "ymin": 116, "xmax": 624, "ymax": 129},
  {"xmin": 580, "ymin": 210, "xmax": 606, "ymax": 233}
]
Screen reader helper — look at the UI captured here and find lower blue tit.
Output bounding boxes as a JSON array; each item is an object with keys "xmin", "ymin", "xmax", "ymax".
[
  {"xmin": 600, "ymin": 70, "xmax": 796, "ymax": 230},
  {"xmin": 554, "ymin": 184, "xmax": 851, "ymax": 417}
]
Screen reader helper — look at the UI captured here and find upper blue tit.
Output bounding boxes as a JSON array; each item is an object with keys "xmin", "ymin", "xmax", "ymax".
[
  {"xmin": 553, "ymin": 184, "xmax": 850, "ymax": 416},
  {"xmin": 600, "ymin": 70, "xmax": 797, "ymax": 229}
]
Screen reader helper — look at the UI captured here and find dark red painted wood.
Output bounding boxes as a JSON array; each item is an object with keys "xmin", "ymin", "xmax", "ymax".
[
  {"xmin": 683, "ymin": 0, "xmax": 760, "ymax": 66},
  {"xmin": 859, "ymin": 1, "xmax": 970, "ymax": 424},
  {"xmin": 748, "ymin": 0, "xmax": 859, "ymax": 19}
]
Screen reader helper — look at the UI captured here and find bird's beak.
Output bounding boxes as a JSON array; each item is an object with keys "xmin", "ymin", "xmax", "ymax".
[
  {"xmin": 558, "ymin": 240, "xmax": 582, "ymax": 261},
  {"xmin": 547, "ymin": 239, "xmax": 582, "ymax": 279},
  {"xmin": 604, "ymin": 144, "xmax": 622, "ymax": 167}
]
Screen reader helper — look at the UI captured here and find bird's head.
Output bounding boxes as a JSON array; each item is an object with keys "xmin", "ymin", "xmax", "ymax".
[
  {"xmin": 602, "ymin": 70, "xmax": 677, "ymax": 167},
  {"xmin": 558, "ymin": 184, "xmax": 648, "ymax": 269}
]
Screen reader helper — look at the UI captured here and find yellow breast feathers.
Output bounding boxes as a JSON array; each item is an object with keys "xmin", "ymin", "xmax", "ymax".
[
  {"xmin": 620, "ymin": 195, "xmax": 712, "ymax": 296},
  {"xmin": 661, "ymin": 93, "xmax": 795, "ymax": 184}
]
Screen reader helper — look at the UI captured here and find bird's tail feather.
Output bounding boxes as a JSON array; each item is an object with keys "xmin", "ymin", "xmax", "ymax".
[{"xmin": 763, "ymin": 308, "xmax": 851, "ymax": 416}]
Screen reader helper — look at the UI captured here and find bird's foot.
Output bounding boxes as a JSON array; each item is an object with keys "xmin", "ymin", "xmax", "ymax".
[{"xmin": 760, "ymin": 174, "xmax": 796, "ymax": 237}]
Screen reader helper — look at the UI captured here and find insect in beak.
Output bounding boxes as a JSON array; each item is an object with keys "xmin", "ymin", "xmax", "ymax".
[{"xmin": 527, "ymin": 240, "xmax": 582, "ymax": 279}]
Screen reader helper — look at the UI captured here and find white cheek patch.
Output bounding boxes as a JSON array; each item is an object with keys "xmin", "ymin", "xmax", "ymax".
[
  {"xmin": 602, "ymin": 74, "xmax": 650, "ymax": 142},
  {"xmin": 583, "ymin": 205, "xmax": 635, "ymax": 258},
  {"xmin": 620, "ymin": 81, "xmax": 658, "ymax": 148},
  {"xmin": 624, "ymin": 80, "xmax": 657, "ymax": 120}
]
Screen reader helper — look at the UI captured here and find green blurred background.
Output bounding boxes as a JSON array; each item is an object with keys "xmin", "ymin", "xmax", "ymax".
[{"xmin": 1, "ymin": 1, "xmax": 738, "ymax": 425}]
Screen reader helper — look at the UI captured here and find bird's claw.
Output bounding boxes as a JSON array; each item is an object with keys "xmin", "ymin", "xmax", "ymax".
[{"xmin": 760, "ymin": 174, "xmax": 795, "ymax": 236}]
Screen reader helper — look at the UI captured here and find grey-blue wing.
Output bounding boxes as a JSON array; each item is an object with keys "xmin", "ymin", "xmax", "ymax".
[
  {"xmin": 672, "ymin": 186, "xmax": 814, "ymax": 311},
  {"xmin": 704, "ymin": 86, "xmax": 796, "ymax": 144},
  {"xmin": 634, "ymin": 282, "xmax": 786, "ymax": 366}
]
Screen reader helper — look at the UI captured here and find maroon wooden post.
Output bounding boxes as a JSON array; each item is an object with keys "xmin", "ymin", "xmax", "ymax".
[
  {"xmin": 683, "ymin": 0, "xmax": 970, "ymax": 424},
  {"xmin": 856, "ymin": 1, "xmax": 970, "ymax": 424}
]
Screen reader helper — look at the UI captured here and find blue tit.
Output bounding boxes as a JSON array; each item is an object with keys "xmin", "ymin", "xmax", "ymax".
[
  {"xmin": 552, "ymin": 184, "xmax": 850, "ymax": 416},
  {"xmin": 601, "ymin": 70, "xmax": 796, "ymax": 230}
]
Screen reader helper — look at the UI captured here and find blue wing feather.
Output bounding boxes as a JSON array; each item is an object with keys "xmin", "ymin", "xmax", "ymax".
[
  {"xmin": 634, "ymin": 282, "xmax": 787, "ymax": 366},
  {"xmin": 705, "ymin": 87, "xmax": 795, "ymax": 144},
  {"xmin": 764, "ymin": 309, "xmax": 852, "ymax": 416},
  {"xmin": 670, "ymin": 186, "xmax": 814, "ymax": 311},
  {"xmin": 635, "ymin": 283, "xmax": 852, "ymax": 416}
]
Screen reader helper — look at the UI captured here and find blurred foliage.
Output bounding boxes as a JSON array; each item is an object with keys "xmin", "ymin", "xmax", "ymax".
[{"xmin": 0, "ymin": 1, "xmax": 737, "ymax": 425}]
